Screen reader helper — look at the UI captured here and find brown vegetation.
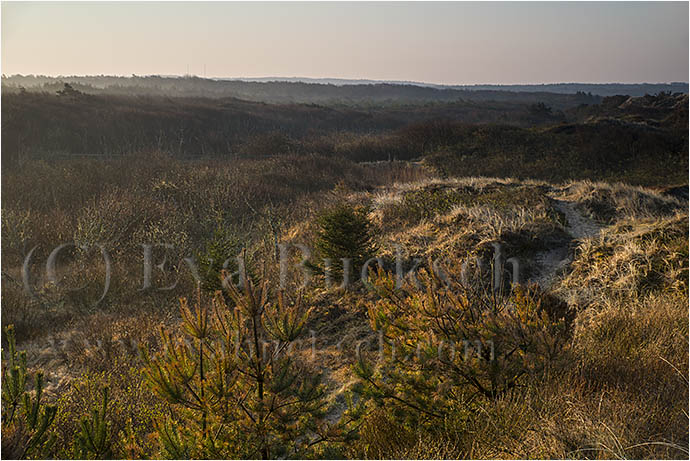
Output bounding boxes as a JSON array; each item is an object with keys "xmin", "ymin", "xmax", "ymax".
[{"xmin": 1, "ymin": 88, "xmax": 687, "ymax": 459}]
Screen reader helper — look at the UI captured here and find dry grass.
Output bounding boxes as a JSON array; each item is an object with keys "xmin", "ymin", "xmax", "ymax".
[
  {"xmin": 558, "ymin": 212, "xmax": 688, "ymax": 304},
  {"xmin": 347, "ymin": 177, "xmax": 688, "ymax": 459},
  {"xmin": 2, "ymin": 163, "xmax": 687, "ymax": 458},
  {"xmin": 557, "ymin": 180, "xmax": 683, "ymax": 224}
]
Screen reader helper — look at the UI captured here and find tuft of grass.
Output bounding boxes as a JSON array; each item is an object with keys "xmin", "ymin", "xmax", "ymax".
[
  {"xmin": 560, "ymin": 180, "xmax": 683, "ymax": 224},
  {"xmin": 559, "ymin": 212, "xmax": 688, "ymax": 302}
]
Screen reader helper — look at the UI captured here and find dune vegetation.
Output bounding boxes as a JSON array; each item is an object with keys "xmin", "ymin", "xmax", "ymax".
[
  {"xmin": 0, "ymin": 81, "xmax": 687, "ymax": 459},
  {"xmin": 2, "ymin": 146, "xmax": 687, "ymax": 458}
]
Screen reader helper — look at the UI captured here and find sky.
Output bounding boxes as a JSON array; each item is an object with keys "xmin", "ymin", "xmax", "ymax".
[{"xmin": 1, "ymin": 1, "xmax": 688, "ymax": 85}]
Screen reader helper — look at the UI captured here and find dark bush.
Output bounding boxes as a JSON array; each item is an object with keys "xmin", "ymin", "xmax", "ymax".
[{"xmin": 313, "ymin": 204, "xmax": 378, "ymax": 282}]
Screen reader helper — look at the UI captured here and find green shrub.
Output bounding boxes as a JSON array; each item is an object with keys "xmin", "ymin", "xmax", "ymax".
[
  {"xmin": 142, "ymin": 280, "xmax": 345, "ymax": 458},
  {"xmin": 52, "ymin": 360, "xmax": 165, "ymax": 459},
  {"xmin": 195, "ymin": 226, "xmax": 242, "ymax": 294},
  {"xmin": 355, "ymin": 266, "xmax": 570, "ymax": 425},
  {"xmin": 313, "ymin": 203, "xmax": 377, "ymax": 283},
  {"xmin": 74, "ymin": 387, "xmax": 114, "ymax": 459},
  {"xmin": 389, "ymin": 187, "xmax": 469, "ymax": 223},
  {"xmin": 1, "ymin": 325, "xmax": 57, "ymax": 459}
]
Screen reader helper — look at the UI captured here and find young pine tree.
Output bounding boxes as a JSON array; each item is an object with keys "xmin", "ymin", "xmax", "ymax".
[
  {"xmin": 196, "ymin": 226, "xmax": 242, "ymax": 295},
  {"xmin": 313, "ymin": 203, "xmax": 377, "ymax": 285},
  {"xmin": 1, "ymin": 325, "xmax": 57, "ymax": 459},
  {"xmin": 143, "ymin": 277, "xmax": 342, "ymax": 459},
  {"xmin": 354, "ymin": 263, "xmax": 570, "ymax": 426},
  {"xmin": 75, "ymin": 387, "xmax": 114, "ymax": 459}
]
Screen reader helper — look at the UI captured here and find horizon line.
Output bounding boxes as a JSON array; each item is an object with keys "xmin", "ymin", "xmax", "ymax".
[{"xmin": 2, "ymin": 74, "xmax": 688, "ymax": 88}]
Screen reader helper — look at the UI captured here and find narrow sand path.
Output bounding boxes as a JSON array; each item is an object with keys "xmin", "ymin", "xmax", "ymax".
[
  {"xmin": 531, "ymin": 194, "xmax": 602, "ymax": 289},
  {"xmin": 552, "ymin": 198, "xmax": 601, "ymax": 240}
]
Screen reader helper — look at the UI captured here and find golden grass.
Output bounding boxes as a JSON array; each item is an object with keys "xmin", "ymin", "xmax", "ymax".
[{"xmin": 2, "ymin": 164, "xmax": 687, "ymax": 458}]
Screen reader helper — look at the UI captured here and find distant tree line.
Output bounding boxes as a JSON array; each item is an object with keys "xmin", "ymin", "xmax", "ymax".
[{"xmin": 2, "ymin": 75, "xmax": 604, "ymax": 108}]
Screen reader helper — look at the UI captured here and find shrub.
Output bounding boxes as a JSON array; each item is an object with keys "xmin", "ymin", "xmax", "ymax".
[
  {"xmin": 354, "ymin": 265, "xmax": 571, "ymax": 424},
  {"xmin": 52, "ymin": 359, "xmax": 165, "ymax": 459},
  {"xmin": 1, "ymin": 325, "xmax": 58, "ymax": 459},
  {"xmin": 388, "ymin": 187, "xmax": 470, "ymax": 224},
  {"xmin": 313, "ymin": 203, "xmax": 377, "ymax": 283},
  {"xmin": 142, "ymin": 279, "xmax": 344, "ymax": 458},
  {"xmin": 1, "ymin": 208, "xmax": 33, "ymax": 259},
  {"xmin": 74, "ymin": 387, "xmax": 114, "ymax": 459},
  {"xmin": 195, "ymin": 226, "xmax": 242, "ymax": 294}
]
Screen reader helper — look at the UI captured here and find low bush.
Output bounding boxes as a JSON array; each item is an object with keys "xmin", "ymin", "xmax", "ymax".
[
  {"xmin": 1, "ymin": 326, "xmax": 58, "ymax": 459},
  {"xmin": 312, "ymin": 203, "xmax": 378, "ymax": 283},
  {"xmin": 195, "ymin": 226, "xmax": 243, "ymax": 294},
  {"xmin": 354, "ymin": 265, "xmax": 571, "ymax": 425},
  {"xmin": 142, "ymin": 280, "xmax": 342, "ymax": 458}
]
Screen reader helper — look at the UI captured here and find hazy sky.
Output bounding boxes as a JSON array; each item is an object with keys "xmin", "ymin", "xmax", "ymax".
[{"xmin": 1, "ymin": 1, "xmax": 688, "ymax": 84}]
